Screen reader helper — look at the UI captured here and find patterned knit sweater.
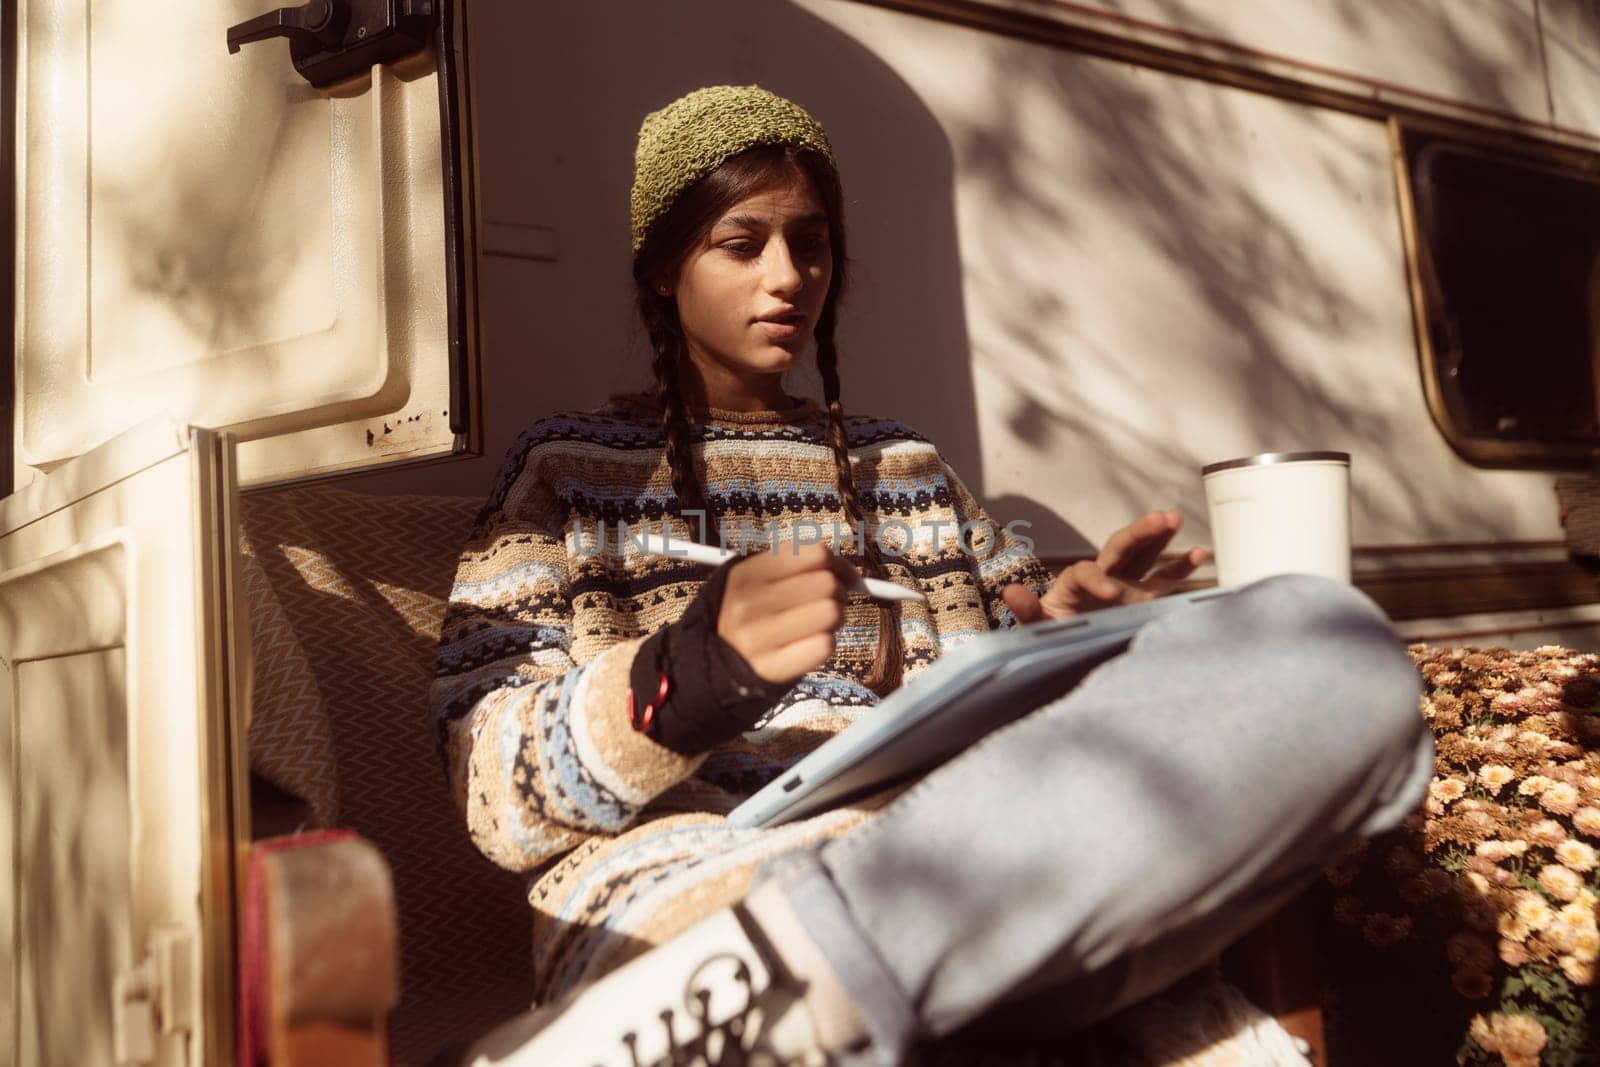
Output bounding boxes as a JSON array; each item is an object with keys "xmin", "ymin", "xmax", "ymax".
[{"xmin": 432, "ymin": 394, "xmax": 1051, "ymax": 1001}]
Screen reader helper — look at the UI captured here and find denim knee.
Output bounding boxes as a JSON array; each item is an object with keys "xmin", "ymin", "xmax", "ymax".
[{"xmin": 1231, "ymin": 574, "xmax": 1426, "ymax": 757}]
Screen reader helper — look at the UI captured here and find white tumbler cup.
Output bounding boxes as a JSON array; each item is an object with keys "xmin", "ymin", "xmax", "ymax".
[{"xmin": 1201, "ymin": 451, "xmax": 1352, "ymax": 588}]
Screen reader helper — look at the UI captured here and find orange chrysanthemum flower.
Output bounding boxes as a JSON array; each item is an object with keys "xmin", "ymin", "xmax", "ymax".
[{"xmin": 1557, "ymin": 838, "xmax": 1598, "ymax": 873}]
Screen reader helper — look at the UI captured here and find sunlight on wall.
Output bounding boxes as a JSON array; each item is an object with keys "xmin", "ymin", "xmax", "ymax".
[{"xmin": 804, "ymin": 0, "xmax": 1566, "ymax": 549}]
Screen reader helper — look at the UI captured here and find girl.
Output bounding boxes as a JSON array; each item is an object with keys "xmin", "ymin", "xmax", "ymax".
[{"xmin": 439, "ymin": 85, "xmax": 1431, "ymax": 1066}]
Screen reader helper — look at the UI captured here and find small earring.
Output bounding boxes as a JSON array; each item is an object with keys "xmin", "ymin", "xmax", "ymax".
[{"xmin": 657, "ymin": 286, "xmax": 670, "ymax": 296}]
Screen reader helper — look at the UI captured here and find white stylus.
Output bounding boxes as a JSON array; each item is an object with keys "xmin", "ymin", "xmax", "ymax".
[{"xmin": 638, "ymin": 533, "xmax": 926, "ymax": 603}]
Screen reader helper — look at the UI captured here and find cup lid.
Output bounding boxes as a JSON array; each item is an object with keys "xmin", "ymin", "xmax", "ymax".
[{"xmin": 1201, "ymin": 450, "xmax": 1350, "ymax": 476}]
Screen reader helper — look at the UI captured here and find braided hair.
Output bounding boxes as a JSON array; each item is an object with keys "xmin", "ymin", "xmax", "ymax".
[
  {"xmin": 632, "ymin": 145, "xmax": 904, "ymax": 694},
  {"xmin": 814, "ymin": 301, "xmax": 905, "ymax": 694},
  {"xmin": 635, "ymin": 288, "xmax": 712, "ymax": 535}
]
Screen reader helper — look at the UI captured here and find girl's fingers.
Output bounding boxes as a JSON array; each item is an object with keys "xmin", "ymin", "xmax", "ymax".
[
  {"xmin": 1060, "ymin": 560, "xmax": 1122, "ymax": 603},
  {"xmin": 1145, "ymin": 546, "xmax": 1208, "ymax": 586},
  {"xmin": 731, "ymin": 566, "xmax": 847, "ymax": 619},
  {"xmin": 1066, "ymin": 585, "xmax": 1134, "ymax": 612},
  {"xmin": 1001, "ymin": 583, "xmax": 1045, "ymax": 624},
  {"xmin": 737, "ymin": 596, "xmax": 846, "ymax": 653},
  {"xmin": 719, "ymin": 544, "xmax": 861, "ymax": 674},
  {"xmin": 1093, "ymin": 512, "xmax": 1158, "ymax": 573},
  {"xmin": 747, "ymin": 631, "xmax": 836, "ymax": 685},
  {"xmin": 1100, "ymin": 511, "xmax": 1181, "ymax": 580},
  {"xmin": 733, "ymin": 541, "xmax": 834, "ymax": 583},
  {"xmin": 723, "ymin": 552, "xmax": 845, "ymax": 620}
]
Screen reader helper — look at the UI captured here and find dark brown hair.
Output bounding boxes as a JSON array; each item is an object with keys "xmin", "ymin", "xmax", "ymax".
[{"xmin": 632, "ymin": 144, "xmax": 904, "ymax": 695}]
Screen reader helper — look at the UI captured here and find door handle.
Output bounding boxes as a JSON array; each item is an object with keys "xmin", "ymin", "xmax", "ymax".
[
  {"xmin": 226, "ymin": 0, "xmax": 434, "ymax": 89},
  {"xmin": 227, "ymin": 0, "xmax": 348, "ymax": 59}
]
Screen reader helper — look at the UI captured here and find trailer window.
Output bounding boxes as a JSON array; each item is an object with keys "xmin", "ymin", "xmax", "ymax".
[{"xmin": 1398, "ymin": 128, "xmax": 1600, "ymax": 468}]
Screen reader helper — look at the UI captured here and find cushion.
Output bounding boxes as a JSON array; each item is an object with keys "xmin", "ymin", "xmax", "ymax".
[{"xmin": 240, "ymin": 485, "xmax": 534, "ymax": 1065}]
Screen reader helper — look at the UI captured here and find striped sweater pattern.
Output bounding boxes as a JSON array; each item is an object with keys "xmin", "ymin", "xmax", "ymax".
[{"xmin": 432, "ymin": 395, "xmax": 1051, "ymax": 1001}]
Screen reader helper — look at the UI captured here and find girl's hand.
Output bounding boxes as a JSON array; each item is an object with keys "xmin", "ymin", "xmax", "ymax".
[
  {"xmin": 717, "ymin": 542, "xmax": 857, "ymax": 683},
  {"xmin": 1001, "ymin": 510, "xmax": 1210, "ymax": 623}
]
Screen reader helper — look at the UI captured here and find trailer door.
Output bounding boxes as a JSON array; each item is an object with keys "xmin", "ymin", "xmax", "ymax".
[
  {"xmin": 5, "ymin": 3, "xmax": 480, "ymax": 1063},
  {"xmin": 12, "ymin": 0, "xmax": 480, "ymax": 490}
]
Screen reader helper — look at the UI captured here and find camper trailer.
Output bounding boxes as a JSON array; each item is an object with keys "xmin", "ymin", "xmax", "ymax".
[{"xmin": 4, "ymin": 0, "xmax": 1599, "ymax": 1063}]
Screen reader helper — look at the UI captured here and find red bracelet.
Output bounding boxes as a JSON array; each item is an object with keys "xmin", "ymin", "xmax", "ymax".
[{"xmin": 627, "ymin": 671, "xmax": 671, "ymax": 733}]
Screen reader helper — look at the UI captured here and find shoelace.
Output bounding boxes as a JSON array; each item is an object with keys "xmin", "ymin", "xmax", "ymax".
[{"xmin": 610, "ymin": 952, "xmax": 817, "ymax": 1067}]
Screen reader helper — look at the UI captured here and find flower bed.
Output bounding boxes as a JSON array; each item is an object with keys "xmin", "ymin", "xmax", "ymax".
[{"xmin": 1319, "ymin": 644, "xmax": 1600, "ymax": 1067}]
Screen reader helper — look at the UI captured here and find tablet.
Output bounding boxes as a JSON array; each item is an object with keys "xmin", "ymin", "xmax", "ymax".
[{"xmin": 727, "ymin": 587, "xmax": 1233, "ymax": 828}]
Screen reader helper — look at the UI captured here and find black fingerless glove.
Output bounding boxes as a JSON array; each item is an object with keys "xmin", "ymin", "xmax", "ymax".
[{"xmin": 627, "ymin": 556, "xmax": 793, "ymax": 755}]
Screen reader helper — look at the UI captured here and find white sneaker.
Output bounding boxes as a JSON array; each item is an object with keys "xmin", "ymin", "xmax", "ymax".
[{"xmin": 460, "ymin": 899, "xmax": 866, "ymax": 1067}]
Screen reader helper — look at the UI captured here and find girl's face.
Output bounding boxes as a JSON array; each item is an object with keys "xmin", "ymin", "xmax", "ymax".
[{"xmin": 671, "ymin": 172, "xmax": 833, "ymax": 404}]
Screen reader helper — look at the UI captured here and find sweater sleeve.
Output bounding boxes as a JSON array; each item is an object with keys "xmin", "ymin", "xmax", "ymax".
[
  {"xmin": 939, "ymin": 458, "xmax": 1053, "ymax": 630},
  {"xmin": 431, "ymin": 449, "xmax": 705, "ymax": 873}
]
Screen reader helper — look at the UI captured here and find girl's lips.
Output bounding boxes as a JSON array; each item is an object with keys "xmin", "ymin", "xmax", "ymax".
[{"xmin": 756, "ymin": 319, "xmax": 803, "ymax": 341}]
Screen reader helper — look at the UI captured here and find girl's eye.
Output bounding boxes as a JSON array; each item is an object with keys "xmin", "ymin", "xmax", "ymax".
[{"xmin": 721, "ymin": 239, "xmax": 760, "ymax": 257}]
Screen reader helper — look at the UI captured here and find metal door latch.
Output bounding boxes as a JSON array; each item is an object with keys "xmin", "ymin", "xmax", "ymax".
[
  {"xmin": 112, "ymin": 926, "xmax": 197, "ymax": 1066},
  {"xmin": 227, "ymin": 0, "xmax": 435, "ymax": 88}
]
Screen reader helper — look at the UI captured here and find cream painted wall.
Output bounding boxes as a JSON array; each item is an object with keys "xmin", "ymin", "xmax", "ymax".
[
  {"xmin": 989, "ymin": 0, "xmax": 1551, "ymax": 124},
  {"xmin": 348, "ymin": 0, "xmax": 1571, "ymax": 556},
  {"xmin": 1545, "ymin": 1, "xmax": 1600, "ymax": 138}
]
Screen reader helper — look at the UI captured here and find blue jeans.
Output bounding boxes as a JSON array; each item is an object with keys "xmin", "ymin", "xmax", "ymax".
[{"xmin": 759, "ymin": 575, "xmax": 1433, "ymax": 1064}]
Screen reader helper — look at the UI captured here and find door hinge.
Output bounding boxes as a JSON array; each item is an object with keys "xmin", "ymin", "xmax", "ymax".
[{"xmin": 113, "ymin": 925, "xmax": 197, "ymax": 1066}]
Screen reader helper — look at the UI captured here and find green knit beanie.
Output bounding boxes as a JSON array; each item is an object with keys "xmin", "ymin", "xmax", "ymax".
[{"xmin": 631, "ymin": 85, "xmax": 836, "ymax": 257}]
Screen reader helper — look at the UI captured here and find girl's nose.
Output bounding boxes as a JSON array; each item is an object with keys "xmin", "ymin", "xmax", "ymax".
[{"xmin": 763, "ymin": 239, "xmax": 804, "ymax": 297}]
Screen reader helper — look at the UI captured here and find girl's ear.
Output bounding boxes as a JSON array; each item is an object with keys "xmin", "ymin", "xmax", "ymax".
[{"xmin": 644, "ymin": 270, "xmax": 672, "ymax": 298}]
